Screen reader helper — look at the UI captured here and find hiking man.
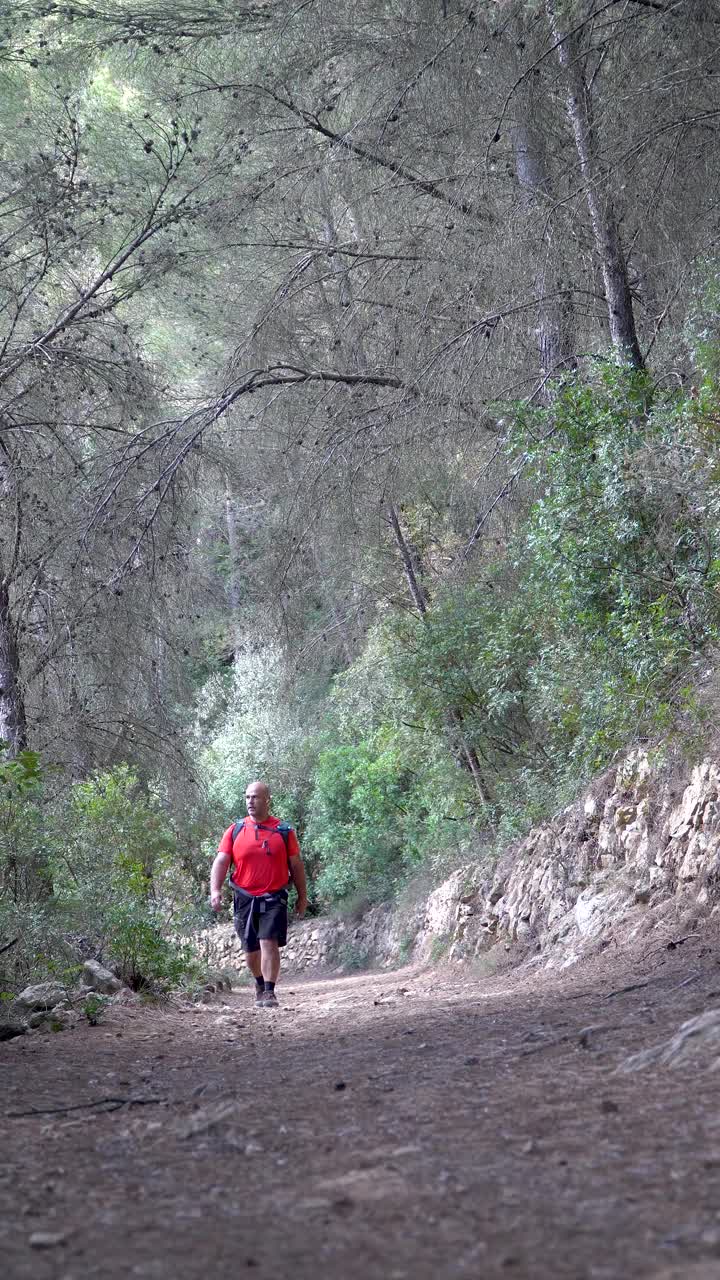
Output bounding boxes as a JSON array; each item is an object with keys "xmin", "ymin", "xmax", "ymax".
[{"xmin": 210, "ymin": 780, "xmax": 307, "ymax": 1008}]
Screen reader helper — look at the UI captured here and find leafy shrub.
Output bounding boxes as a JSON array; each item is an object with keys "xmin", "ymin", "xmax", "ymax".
[
  {"xmin": 51, "ymin": 766, "xmax": 202, "ymax": 992},
  {"xmin": 332, "ymin": 939, "xmax": 374, "ymax": 971},
  {"xmin": 0, "ymin": 763, "xmax": 203, "ymax": 995},
  {"xmin": 0, "ymin": 744, "xmax": 52, "ymax": 909},
  {"xmin": 382, "ymin": 367, "xmax": 720, "ymax": 839},
  {"xmin": 303, "ymin": 719, "xmax": 476, "ymax": 908},
  {"xmin": 82, "ymin": 993, "xmax": 108, "ymax": 1026}
]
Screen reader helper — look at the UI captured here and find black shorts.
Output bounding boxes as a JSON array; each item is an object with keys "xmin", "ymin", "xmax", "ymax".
[{"xmin": 232, "ymin": 888, "xmax": 289, "ymax": 952}]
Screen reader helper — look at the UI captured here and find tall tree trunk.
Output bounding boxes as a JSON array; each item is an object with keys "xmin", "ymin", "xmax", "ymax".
[
  {"xmin": 387, "ymin": 505, "xmax": 489, "ymax": 807},
  {"xmin": 387, "ymin": 505, "xmax": 429, "ymax": 617},
  {"xmin": 0, "ymin": 446, "xmax": 26, "ymax": 757},
  {"xmin": 0, "ymin": 556, "xmax": 40, "ymax": 906},
  {"xmin": 0, "ymin": 570, "xmax": 26, "ymax": 756},
  {"xmin": 511, "ymin": 105, "xmax": 576, "ymax": 386},
  {"xmin": 547, "ymin": 1, "xmax": 643, "ymax": 368},
  {"xmin": 224, "ymin": 477, "xmax": 243, "ymax": 663}
]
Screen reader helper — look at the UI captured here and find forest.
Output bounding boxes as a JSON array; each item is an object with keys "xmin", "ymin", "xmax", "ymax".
[{"xmin": 2, "ymin": 0, "xmax": 720, "ymax": 993}]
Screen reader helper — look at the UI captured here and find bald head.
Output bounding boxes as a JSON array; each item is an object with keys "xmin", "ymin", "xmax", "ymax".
[{"xmin": 245, "ymin": 780, "xmax": 271, "ymax": 822}]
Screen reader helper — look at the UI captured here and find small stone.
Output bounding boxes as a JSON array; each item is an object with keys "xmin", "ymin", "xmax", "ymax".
[
  {"xmin": 334, "ymin": 1081, "xmax": 346, "ymax": 1091},
  {"xmin": 600, "ymin": 1098, "xmax": 619, "ymax": 1114},
  {"xmin": 29, "ymin": 1231, "xmax": 67, "ymax": 1248},
  {"xmin": 332, "ymin": 1195, "xmax": 354, "ymax": 1212},
  {"xmin": 464, "ymin": 1055, "xmax": 479, "ymax": 1066}
]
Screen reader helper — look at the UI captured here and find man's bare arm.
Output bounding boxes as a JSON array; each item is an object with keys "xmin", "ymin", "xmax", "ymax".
[
  {"xmin": 210, "ymin": 852, "xmax": 231, "ymax": 912},
  {"xmin": 288, "ymin": 854, "xmax": 308, "ymax": 917}
]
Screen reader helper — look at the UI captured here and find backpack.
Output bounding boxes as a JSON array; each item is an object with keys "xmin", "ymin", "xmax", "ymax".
[{"xmin": 230, "ymin": 819, "xmax": 294, "ymax": 853}]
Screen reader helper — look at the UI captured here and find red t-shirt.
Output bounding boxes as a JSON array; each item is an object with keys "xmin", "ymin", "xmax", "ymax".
[{"xmin": 218, "ymin": 815, "xmax": 300, "ymax": 895}]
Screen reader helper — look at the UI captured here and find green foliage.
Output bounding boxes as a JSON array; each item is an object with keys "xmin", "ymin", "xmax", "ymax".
[
  {"xmin": 429, "ymin": 934, "xmax": 451, "ymax": 963},
  {"xmin": 513, "ymin": 366, "xmax": 720, "ymax": 771},
  {"xmin": 81, "ymin": 993, "xmax": 108, "ymax": 1026},
  {"xmin": 54, "ymin": 766, "xmax": 202, "ymax": 992},
  {"xmin": 0, "ymin": 763, "xmax": 204, "ymax": 995},
  {"xmin": 397, "ymin": 933, "xmax": 415, "ymax": 965},
  {"xmin": 382, "ymin": 370, "xmax": 720, "ymax": 832},
  {"xmin": 687, "ymin": 261, "xmax": 720, "ymax": 381},
  {"xmin": 332, "ymin": 939, "xmax": 374, "ymax": 972},
  {"xmin": 303, "ymin": 705, "xmax": 476, "ymax": 907},
  {"xmin": 305, "ymin": 737, "xmax": 409, "ymax": 904},
  {"xmin": 103, "ymin": 906, "xmax": 199, "ymax": 992},
  {"xmin": 0, "ymin": 744, "xmax": 53, "ymax": 908}
]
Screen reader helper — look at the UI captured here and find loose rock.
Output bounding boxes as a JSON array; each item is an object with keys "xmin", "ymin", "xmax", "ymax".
[
  {"xmin": 11, "ymin": 982, "xmax": 66, "ymax": 1015},
  {"xmin": 82, "ymin": 960, "xmax": 122, "ymax": 994},
  {"xmin": 618, "ymin": 1007, "xmax": 720, "ymax": 1073},
  {"xmin": 29, "ymin": 1231, "xmax": 67, "ymax": 1248}
]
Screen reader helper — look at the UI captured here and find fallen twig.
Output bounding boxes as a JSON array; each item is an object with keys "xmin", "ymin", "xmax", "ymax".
[
  {"xmin": 606, "ymin": 981, "xmax": 649, "ymax": 1000},
  {"xmin": 6, "ymin": 1095, "xmax": 168, "ymax": 1118},
  {"xmin": 0, "ymin": 937, "xmax": 19, "ymax": 956},
  {"xmin": 672, "ymin": 971, "xmax": 701, "ymax": 991},
  {"xmin": 518, "ymin": 1034, "xmax": 570, "ymax": 1057},
  {"xmin": 578, "ymin": 1023, "xmax": 625, "ymax": 1049},
  {"xmin": 665, "ymin": 933, "xmax": 700, "ymax": 952}
]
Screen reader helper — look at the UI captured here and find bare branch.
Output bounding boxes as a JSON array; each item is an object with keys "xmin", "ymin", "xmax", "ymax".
[{"xmin": 201, "ymin": 80, "xmax": 487, "ymax": 223}]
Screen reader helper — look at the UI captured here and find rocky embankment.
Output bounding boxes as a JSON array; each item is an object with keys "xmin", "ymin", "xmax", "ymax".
[{"xmin": 197, "ymin": 749, "xmax": 720, "ymax": 977}]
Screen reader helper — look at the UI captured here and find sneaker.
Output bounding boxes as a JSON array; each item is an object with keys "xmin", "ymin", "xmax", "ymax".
[
  {"xmin": 263, "ymin": 990, "xmax": 279, "ymax": 1009},
  {"xmin": 254, "ymin": 987, "xmax": 266, "ymax": 1007}
]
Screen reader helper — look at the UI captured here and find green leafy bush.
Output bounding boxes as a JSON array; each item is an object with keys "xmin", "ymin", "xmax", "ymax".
[
  {"xmin": 513, "ymin": 366, "xmax": 720, "ymax": 771},
  {"xmin": 52, "ymin": 766, "xmax": 202, "ymax": 992},
  {"xmin": 0, "ymin": 744, "xmax": 52, "ymax": 908},
  {"xmin": 303, "ymin": 708, "xmax": 476, "ymax": 907},
  {"xmin": 0, "ymin": 763, "xmax": 203, "ymax": 995},
  {"xmin": 312, "ymin": 366, "xmax": 720, "ymax": 870}
]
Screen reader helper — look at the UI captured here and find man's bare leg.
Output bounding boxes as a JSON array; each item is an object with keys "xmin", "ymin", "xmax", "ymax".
[
  {"xmin": 245, "ymin": 949, "xmax": 266, "ymax": 1004},
  {"xmin": 259, "ymin": 939, "xmax": 281, "ymax": 1007},
  {"xmin": 260, "ymin": 939, "xmax": 280, "ymax": 983}
]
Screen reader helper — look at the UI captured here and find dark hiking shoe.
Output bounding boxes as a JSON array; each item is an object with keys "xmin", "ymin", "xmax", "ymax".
[
  {"xmin": 262, "ymin": 990, "xmax": 279, "ymax": 1009},
  {"xmin": 254, "ymin": 988, "xmax": 266, "ymax": 1007}
]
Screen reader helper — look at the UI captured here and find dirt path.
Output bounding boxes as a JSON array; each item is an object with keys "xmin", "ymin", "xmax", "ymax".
[{"xmin": 4, "ymin": 932, "xmax": 720, "ymax": 1280}]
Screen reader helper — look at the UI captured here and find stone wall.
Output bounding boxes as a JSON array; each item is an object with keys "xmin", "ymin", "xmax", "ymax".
[
  {"xmin": 481, "ymin": 749, "xmax": 720, "ymax": 968},
  {"xmin": 195, "ymin": 750, "xmax": 720, "ymax": 977}
]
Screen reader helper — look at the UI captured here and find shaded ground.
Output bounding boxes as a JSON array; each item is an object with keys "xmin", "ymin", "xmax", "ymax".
[{"xmin": 5, "ymin": 925, "xmax": 720, "ymax": 1280}]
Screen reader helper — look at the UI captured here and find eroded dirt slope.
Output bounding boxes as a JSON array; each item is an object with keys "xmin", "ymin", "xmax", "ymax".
[{"xmin": 4, "ymin": 929, "xmax": 720, "ymax": 1280}]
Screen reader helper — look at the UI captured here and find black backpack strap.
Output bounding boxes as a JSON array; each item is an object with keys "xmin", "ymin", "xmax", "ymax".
[
  {"xmin": 276, "ymin": 822, "xmax": 294, "ymax": 853},
  {"xmin": 231, "ymin": 819, "xmax": 245, "ymax": 844}
]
